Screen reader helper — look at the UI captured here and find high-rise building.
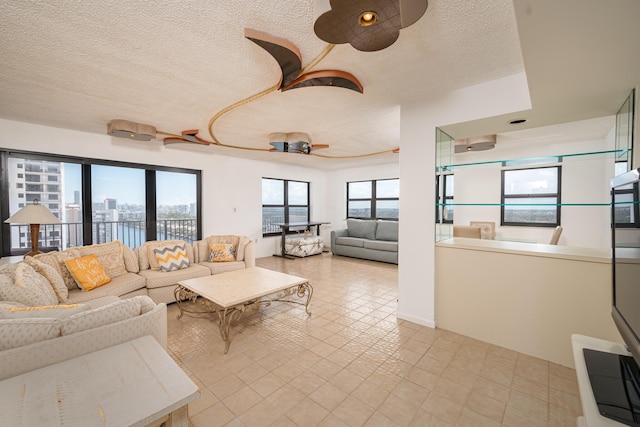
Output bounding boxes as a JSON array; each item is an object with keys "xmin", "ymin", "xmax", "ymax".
[{"xmin": 7, "ymin": 158, "xmax": 64, "ymax": 251}]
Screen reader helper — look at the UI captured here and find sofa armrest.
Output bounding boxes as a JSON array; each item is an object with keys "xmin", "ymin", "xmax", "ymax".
[
  {"xmin": 0, "ymin": 303, "xmax": 167, "ymax": 380},
  {"xmin": 331, "ymin": 229, "xmax": 348, "ymax": 251},
  {"xmin": 244, "ymin": 240, "xmax": 256, "ymax": 268}
]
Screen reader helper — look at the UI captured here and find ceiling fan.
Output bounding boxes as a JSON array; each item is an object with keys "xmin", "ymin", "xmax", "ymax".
[{"xmin": 268, "ymin": 132, "xmax": 329, "ymax": 154}]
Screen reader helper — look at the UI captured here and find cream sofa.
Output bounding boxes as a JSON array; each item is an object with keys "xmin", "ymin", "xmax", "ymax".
[
  {"xmin": 0, "ymin": 270, "xmax": 167, "ymax": 380},
  {"xmin": 31, "ymin": 240, "xmax": 147, "ymax": 303},
  {"xmin": 135, "ymin": 240, "xmax": 211, "ymax": 304},
  {"xmin": 193, "ymin": 235, "xmax": 256, "ymax": 273},
  {"xmin": 135, "ymin": 236, "xmax": 255, "ymax": 303},
  {"xmin": 0, "ymin": 235, "xmax": 255, "ymax": 379},
  {"xmin": 13, "ymin": 237, "xmax": 255, "ymax": 305}
]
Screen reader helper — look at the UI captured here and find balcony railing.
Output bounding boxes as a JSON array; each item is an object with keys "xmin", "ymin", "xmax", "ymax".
[{"xmin": 7, "ymin": 219, "xmax": 197, "ymax": 254}]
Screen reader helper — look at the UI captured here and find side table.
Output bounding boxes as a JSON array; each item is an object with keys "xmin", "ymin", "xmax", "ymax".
[{"xmin": 0, "ymin": 335, "xmax": 199, "ymax": 427}]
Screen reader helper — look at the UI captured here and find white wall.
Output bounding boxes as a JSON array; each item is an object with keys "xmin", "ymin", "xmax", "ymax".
[
  {"xmin": 0, "ymin": 119, "xmax": 327, "ymax": 258},
  {"xmin": 399, "ymin": 72, "xmax": 532, "ymax": 328},
  {"xmin": 452, "ymin": 117, "xmax": 616, "ymax": 249}
]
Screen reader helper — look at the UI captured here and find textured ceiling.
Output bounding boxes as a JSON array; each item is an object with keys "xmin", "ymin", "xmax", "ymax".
[
  {"xmin": 0, "ymin": 0, "xmax": 523, "ymax": 169},
  {"xmin": 1, "ymin": 1, "xmax": 638, "ymax": 169}
]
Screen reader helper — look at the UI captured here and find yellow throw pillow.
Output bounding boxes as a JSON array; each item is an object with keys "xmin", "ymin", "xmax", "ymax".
[
  {"xmin": 209, "ymin": 243, "xmax": 237, "ymax": 262},
  {"xmin": 64, "ymin": 254, "xmax": 111, "ymax": 291}
]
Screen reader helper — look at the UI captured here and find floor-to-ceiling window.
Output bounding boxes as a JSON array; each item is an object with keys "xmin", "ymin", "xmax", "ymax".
[{"xmin": 1, "ymin": 149, "xmax": 201, "ymax": 256}]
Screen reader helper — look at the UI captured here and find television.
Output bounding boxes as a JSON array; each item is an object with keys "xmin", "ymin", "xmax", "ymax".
[{"xmin": 583, "ymin": 168, "xmax": 640, "ymax": 426}]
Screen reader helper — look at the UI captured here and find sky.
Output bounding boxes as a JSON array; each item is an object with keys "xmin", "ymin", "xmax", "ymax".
[{"xmin": 64, "ymin": 164, "xmax": 196, "ymax": 206}]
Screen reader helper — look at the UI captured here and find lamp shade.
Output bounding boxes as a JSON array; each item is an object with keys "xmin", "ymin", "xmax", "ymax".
[{"xmin": 4, "ymin": 200, "xmax": 60, "ymax": 224}]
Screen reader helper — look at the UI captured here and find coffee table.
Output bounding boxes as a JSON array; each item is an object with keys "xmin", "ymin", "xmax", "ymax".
[{"xmin": 174, "ymin": 267, "xmax": 312, "ymax": 353}]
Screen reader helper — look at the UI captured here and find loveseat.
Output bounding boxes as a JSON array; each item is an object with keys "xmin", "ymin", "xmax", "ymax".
[{"xmin": 331, "ymin": 219, "xmax": 398, "ymax": 264}]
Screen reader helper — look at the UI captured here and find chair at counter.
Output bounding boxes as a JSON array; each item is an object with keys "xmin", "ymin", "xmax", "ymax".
[
  {"xmin": 549, "ymin": 226, "xmax": 563, "ymax": 245},
  {"xmin": 469, "ymin": 221, "xmax": 495, "ymax": 239},
  {"xmin": 453, "ymin": 225, "xmax": 482, "ymax": 238}
]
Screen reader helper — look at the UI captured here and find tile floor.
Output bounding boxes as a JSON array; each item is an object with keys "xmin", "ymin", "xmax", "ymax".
[{"xmin": 167, "ymin": 253, "xmax": 583, "ymax": 426}]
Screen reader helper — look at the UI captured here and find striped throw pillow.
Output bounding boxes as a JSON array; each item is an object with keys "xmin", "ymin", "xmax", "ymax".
[{"xmin": 154, "ymin": 244, "xmax": 190, "ymax": 272}]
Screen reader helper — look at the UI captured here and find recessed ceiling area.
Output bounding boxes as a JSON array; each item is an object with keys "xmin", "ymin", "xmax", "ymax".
[{"xmin": 0, "ymin": 0, "xmax": 638, "ymax": 169}]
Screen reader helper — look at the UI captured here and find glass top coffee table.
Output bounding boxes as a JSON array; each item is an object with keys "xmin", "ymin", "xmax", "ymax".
[{"xmin": 174, "ymin": 267, "xmax": 312, "ymax": 353}]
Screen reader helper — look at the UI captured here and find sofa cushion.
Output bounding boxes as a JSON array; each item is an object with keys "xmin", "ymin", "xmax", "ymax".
[
  {"xmin": 0, "ymin": 263, "xmax": 59, "ymax": 307},
  {"xmin": 199, "ymin": 261, "xmax": 247, "ymax": 275},
  {"xmin": 347, "ymin": 219, "xmax": 377, "ymax": 240},
  {"xmin": 60, "ymin": 297, "xmax": 143, "ymax": 336},
  {"xmin": 137, "ymin": 264, "xmax": 210, "ymax": 290},
  {"xmin": 335, "ymin": 237, "xmax": 365, "ymax": 248},
  {"xmin": 78, "ymin": 240, "xmax": 127, "ymax": 278},
  {"xmin": 375, "ymin": 220, "xmax": 398, "ymax": 242},
  {"xmin": 66, "ymin": 272, "xmax": 146, "ymax": 304},
  {"xmin": 0, "ymin": 303, "xmax": 90, "ymax": 319},
  {"xmin": 0, "ymin": 318, "xmax": 62, "ymax": 351},
  {"xmin": 363, "ymin": 240, "xmax": 398, "ymax": 252},
  {"xmin": 122, "ymin": 244, "xmax": 140, "ymax": 273},
  {"xmin": 65, "ymin": 254, "xmax": 112, "ymax": 291},
  {"xmin": 24, "ymin": 256, "xmax": 69, "ymax": 303},
  {"xmin": 154, "ymin": 244, "xmax": 190, "ymax": 272},
  {"xmin": 34, "ymin": 249, "xmax": 82, "ymax": 290},
  {"xmin": 0, "ymin": 263, "xmax": 20, "ymax": 281}
]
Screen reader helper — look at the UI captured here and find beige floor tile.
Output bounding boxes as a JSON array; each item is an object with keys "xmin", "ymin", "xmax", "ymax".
[
  {"xmin": 456, "ymin": 408, "xmax": 501, "ymax": 427},
  {"xmin": 363, "ymin": 411, "xmax": 402, "ymax": 427},
  {"xmin": 309, "ymin": 381, "xmax": 349, "ymax": 411},
  {"xmin": 421, "ymin": 393, "xmax": 464, "ymax": 424},
  {"xmin": 187, "ymin": 386, "xmax": 219, "ymax": 417},
  {"xmin": 465, "ymin": 390, "xmax": 506, "ymax": 423},
  {"xmin": 285, "ymin": 397, "xmax": 330, "ymax": 426},
  {"xmin": 351, "ymin": 380, "xmax": 393, "ymax": 408},
  {"xmin": 329, "ymin": 368, "xmax": 366, "ymax": 393},
  {"xmin": 166, "ymin": 255, "xmax": 584, "ymax": 426},
  {"xmin": 332, "ymin": 395, "xmax": 376, "ymax": 427},
  {"xmin": 190, "ymin": 401, "xmax": 235, "ymax": 427},
  {"xmin": 249, "ymin": 372, "xmax": 286, "ymax": 398},
  {"xmin": 209, "ymin": 374, "xmax": 247, "ymax": 400},
  {"xmin": 222, "ymin": 385, "xmax": 263, "ymax": 416}
]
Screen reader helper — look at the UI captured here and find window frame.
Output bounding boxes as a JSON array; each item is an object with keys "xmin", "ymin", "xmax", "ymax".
[
  {"xmin": 261, "ymin": 177, "xmax": 310, "ymax": 237},
  {"xmin": 436, "ymin": 173, "xmax": 454, "ymax": 224},
  {"xmin": 1, "ymin": 149, "xmax": 202, "ymax": 256},
  {"xmin": 346, "ymin": 178, "xmax": 399, "ymax": 220},
  {"xmin": 613, "ymin": 160, "xmax": 640, "ymax": 228},
  {"xmin": 500, "ymin": 165, "xmax": 562, "ymax": 227}
]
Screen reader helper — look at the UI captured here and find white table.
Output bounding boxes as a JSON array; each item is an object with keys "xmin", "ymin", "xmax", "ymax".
[
  {"xmin": 175, "ymin": 267, "xmax": 312, "ymax": 353},
  {"xmin": 0, "ymin": 335, "xmax": 200, "ymax": 427},
  {"xmin": 572, "ymin": 334, "xmax": 632, "ymax": 427}
]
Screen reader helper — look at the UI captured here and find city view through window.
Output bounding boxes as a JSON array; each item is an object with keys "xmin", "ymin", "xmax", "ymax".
[
  {"xmin": 6, "ymin": 158, "xmax": 198, "ymax": 252},
  {"xmin": 347, "ymin": 179, "xmax": 399, "ymax": 219}
]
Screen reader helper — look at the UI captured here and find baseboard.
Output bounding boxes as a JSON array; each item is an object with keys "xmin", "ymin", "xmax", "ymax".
[{"xmin": 397, "ymin": 311, "xmax": 436, "ymax": 329}]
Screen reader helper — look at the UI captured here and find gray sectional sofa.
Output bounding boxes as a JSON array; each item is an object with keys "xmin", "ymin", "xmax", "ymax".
[{"xmin": 330, "ymin": 219, "xmax": 398, "ymax": 264}]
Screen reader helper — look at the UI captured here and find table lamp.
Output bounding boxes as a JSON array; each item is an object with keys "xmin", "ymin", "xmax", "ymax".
[{"xmin": 4, "ymin": 199, "xmax": 60, "ymax": 258}]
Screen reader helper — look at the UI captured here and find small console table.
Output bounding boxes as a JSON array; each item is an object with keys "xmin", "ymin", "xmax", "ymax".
[{"xmin": 274, "ymin": 221, "xmax": 329, "ymax": 259}]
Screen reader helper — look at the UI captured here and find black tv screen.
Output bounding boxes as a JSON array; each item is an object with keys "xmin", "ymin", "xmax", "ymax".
[
  {"xmin": 611, "ymin": 168, "xmax": 640, "ymax": 366},
  {"xmin": 584, "ymin": 167, "xmax": 640, "ymax": 425}
]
